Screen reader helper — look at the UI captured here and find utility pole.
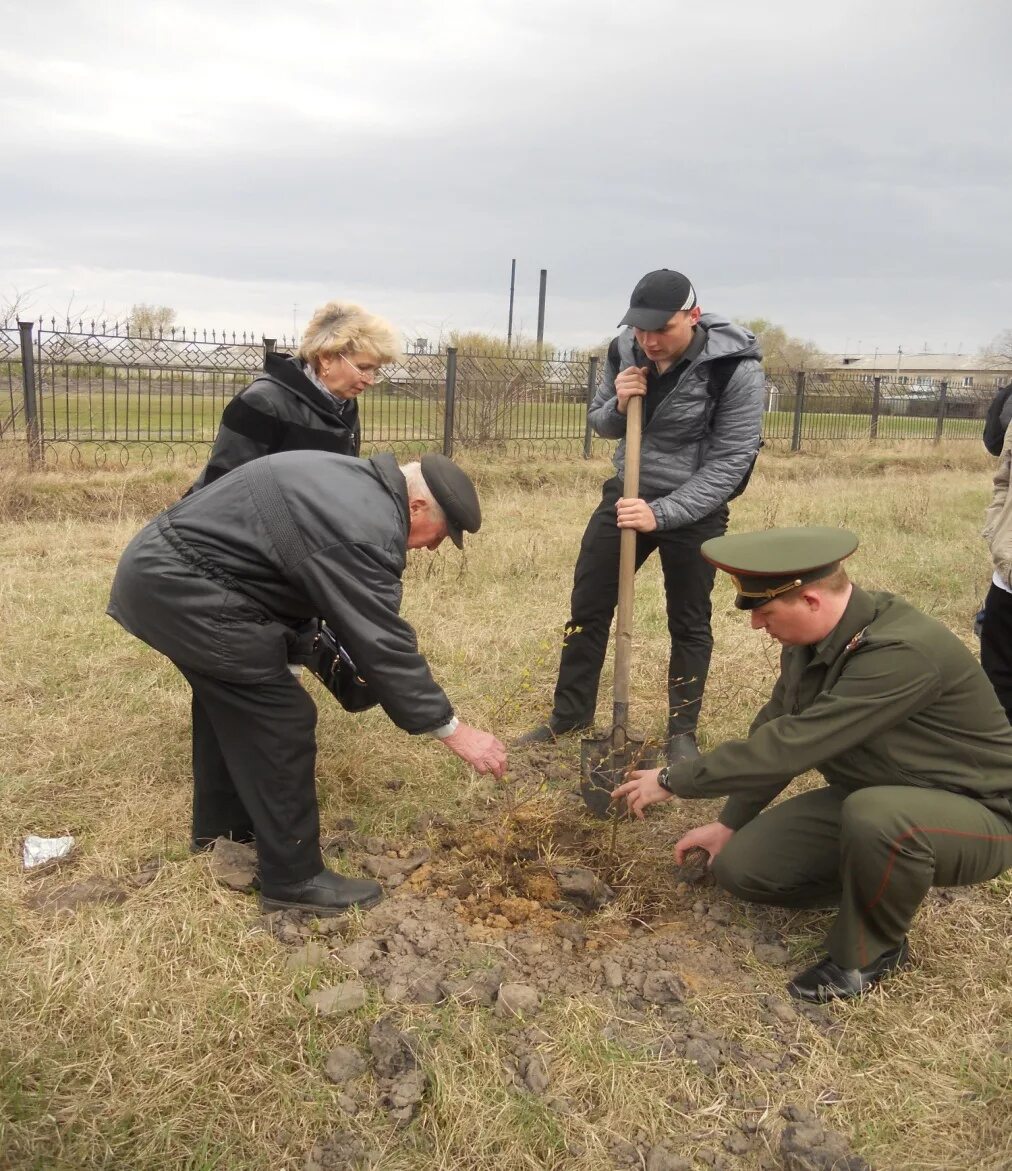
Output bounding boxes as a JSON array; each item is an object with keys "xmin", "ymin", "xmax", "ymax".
[
  {"xmin": 507, "ymin": 259, "xmax": 516, "ymax": 348},
  {"xmin": 536, "ymin": 268, "xmax": 547, "ymax": 354}
]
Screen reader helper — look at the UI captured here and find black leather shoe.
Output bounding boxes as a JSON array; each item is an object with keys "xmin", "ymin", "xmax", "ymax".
[
  {"xmin": 787, "ymin": 938, "xmax": 910, "ymax": 1002},
  {"xmin": 666, "ymin": 733, "xmax": 701, "ymax": 767},
  {"xmin": 513, "ymin": 716, "xmax": 593, "ymax": 747},
  {"xmin": 260, "ymin": 868, "xmax": 383, "ymax": 914}
]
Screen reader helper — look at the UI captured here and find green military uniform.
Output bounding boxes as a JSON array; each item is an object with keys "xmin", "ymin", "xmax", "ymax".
[{"xmin": 663, "ymin": 528, "xmax": 1012, "ymax": 970}]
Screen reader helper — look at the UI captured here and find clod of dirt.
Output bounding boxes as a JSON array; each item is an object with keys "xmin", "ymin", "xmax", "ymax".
[
  {"xmin": 208, "ymin": 838, "xmax": 258, "ymax": 892},
  {"xmin": 646, "ymin": 1147, "xmax": 692, "ymax": 1171},
  {"xmin": 336, "ymin": 939, "xmax": 381, "ymax": 972},
  {"xmin": 324, "ymin": 1046, "xmax": 367, "ymax": 1084},
  {"xmin": 755, "ymin": 941, "xmax": 791, "ymax": 966},
  {"xmin": 779, "ymin": 1107, "xmax": 872, "ymax": 1171},
  {"xmin": 550, "ymin": 865, "xmax": 615, "ymax": 911},
  {"xmin": 383, "ymin": 960, "xmax": 446, "ymax": 1005},
  {"xmin": 764, "ymin": 996, "xmax": 799, "ymax": 1025},
  {"xmin": 303, "ymin": 1131, "xmax": 375, "ymax": 1170},
  {"xmin": 602, "ymin": 959, "xmax": 624, "ymax": 988},
  {"xmin": 307, "ymin": 981, "xmax": 367, "ymax": 1016},
  {"xmin": 683, "ymin": 1035, "xmax": 723, "ymax": 1075},
  {"xmin": 496, "ymin": 982, "xmax": 540, "ymax": 1019},
  {"xmin": 368, "ymin": 1015, "xmax": 417, "ymax": 1078},
  {"xmin": 384, "ymin": 1068, "xmax": 426, "ymax": 1112},
  {"xmin": 361, "ymin": 849, "xmax": 431, "ymax": 881},
  {"xmin": 641, "ymin": 970, "xmax": 686, "ymax": 1005},
  {"xmin": 520, "ymin": 1052, "xmax": 550, "ymax": 1095},
  {"xmin": 724, "ymin": 1130, "xmax": 752, "ymax": 1155},
  {"xmin": 287, "ymin": 942, "xmax": 330, "ymax": 971},
  {"xmin": 127, "ymin": 856, "xmax": 164, "ymax": 888},
  {"xmin": 25, "ymin": 877, "xmax": 129, "ymax": 913},
  {"xmin": 440, "ymin": 966, "xmax": 505, "ymax": 1008}
]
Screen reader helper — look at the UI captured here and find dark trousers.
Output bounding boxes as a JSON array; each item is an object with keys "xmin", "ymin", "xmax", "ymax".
[
  {"xmin": 180, "ymin": 665, "xmax": 324, "ymax": 886},
  {"xmin": 980, "ymin": 582, "xmax": 1012, "ymax": 723},
  {"xmin": 711, "ymin": 785, "xmax": 1012, "ymax": 969},
  {"xmin": 552, "ymin": 478, "xmax": 728, "ymax": 735}
]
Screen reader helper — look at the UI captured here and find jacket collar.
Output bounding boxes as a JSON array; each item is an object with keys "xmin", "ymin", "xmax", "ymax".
[
  {"xmin": 811, "ymin": 585, "xmax": 878, "ymax": 665},
  {"xmin": 369, "ymin": 452, "xmax": 410, "ymax": 535},
  {"xmin": 263, "ymin": 351, "xmax": 354, "ymax": 425}
]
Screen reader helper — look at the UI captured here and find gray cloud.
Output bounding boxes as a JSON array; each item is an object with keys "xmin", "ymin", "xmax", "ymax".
[{"xmin": 2, "ymin": 0, "xmax": 1010, "ymax": 352}]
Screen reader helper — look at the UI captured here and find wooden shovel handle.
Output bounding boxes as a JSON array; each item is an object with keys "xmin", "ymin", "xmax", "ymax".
[{"xmin": 612, "ymin": 394, "xmax": 642, "ymax": 726}]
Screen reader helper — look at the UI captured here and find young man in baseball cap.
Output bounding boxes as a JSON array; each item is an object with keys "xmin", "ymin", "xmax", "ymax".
[{"xmin": 517, "ymin": 269, "xmax": 765, "ymax": 766}]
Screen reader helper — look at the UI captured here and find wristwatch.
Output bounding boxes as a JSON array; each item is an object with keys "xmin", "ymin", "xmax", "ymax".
[{"xmin": 656, "ymin": 765, "xmax": 676, "ymax": 794}]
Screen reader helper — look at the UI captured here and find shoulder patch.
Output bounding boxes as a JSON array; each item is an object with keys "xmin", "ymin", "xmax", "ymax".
[{"xmin": 843, "ymin": 626, "xmax": 868, "ymax": 654}]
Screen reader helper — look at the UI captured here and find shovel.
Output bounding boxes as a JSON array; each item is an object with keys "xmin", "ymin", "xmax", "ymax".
[{"xmin": 580, "ymin": 392, "xmax": 645, "ymax": 818}]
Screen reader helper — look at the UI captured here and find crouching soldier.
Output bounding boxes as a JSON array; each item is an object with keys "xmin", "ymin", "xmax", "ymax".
[{"xmin": 613, "ymin": 527, "xmax": 1012, "ymax": 1002}]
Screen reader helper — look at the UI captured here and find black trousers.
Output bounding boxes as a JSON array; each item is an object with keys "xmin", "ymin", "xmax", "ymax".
[
  {"xmin": 551, "ymin": 478, "xmax": 728, "ymax": 734},
  {"xmin": 981, "ymin": 582, "xmax": 1012, "ymax": 723},
  {"xmin": 180, "ymin": 665, "xmax": 324, "ymax": 885}
]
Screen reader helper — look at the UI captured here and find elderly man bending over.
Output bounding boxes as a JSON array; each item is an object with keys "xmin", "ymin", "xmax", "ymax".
[{"xmin": 108, "ymin": 450, "xmax": 506, "ymax": 915}]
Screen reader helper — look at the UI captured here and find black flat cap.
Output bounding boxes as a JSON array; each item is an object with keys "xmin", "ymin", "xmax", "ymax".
[
  {"xmin": 701, "ymin": 526, "xmax": 859, "ymax": 610},
  {"xmin": 420, "ymin": 453, "xmax": 482, "ymax": 549},
  {"xmin": 618, "ymin": 269, "xmax": 698, "ymax": 331}
]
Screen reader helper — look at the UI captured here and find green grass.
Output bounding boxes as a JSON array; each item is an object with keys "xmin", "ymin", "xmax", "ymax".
[{"xmin": 0, "ymin": 446, "xmax": 1009, "ymax": 1170}]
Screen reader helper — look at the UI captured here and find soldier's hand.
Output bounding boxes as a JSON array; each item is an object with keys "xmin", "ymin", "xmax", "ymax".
[
  {"xmin": 673, "ymin": 822, "xmax": 734, "ymax": 866},
  {"xmin": 614, "ymin": 366, "xmax": 648, "ymax": 414},
  {"xmin": 441, "ymin": 723, "xmax": 507, "ymax": 778},
  {"xmin": 616, "ymin": 497, "xmax": 658, "ymax": 533},
  {"xmin": 611, "ymin": 767, "xmax": 671, "ymax": 819}
]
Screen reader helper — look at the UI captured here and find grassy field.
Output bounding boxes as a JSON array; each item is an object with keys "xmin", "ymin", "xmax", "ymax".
[
  {"xmin": 1, "ymin": 444, "xmax": 1010, "ymax": 1170},
  {"xmin": 8, "ymin": 385, "xmax": 987, "ymax": 453}
]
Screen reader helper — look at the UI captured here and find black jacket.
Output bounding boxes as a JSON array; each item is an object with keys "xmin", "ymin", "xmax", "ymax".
[
  {"xmin": 190, "ymin": 352, "xmax": 361, "ymax": 490},
  {"xmin": 108, "ymin": 451, "xmax": 453, "ymax": 734},
  {"xmin": 983, "ymin": 384, "xmax": 1012, "ymax": 457}
]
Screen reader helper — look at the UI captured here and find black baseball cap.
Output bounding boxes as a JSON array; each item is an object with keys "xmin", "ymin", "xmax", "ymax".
[
  {"xmin": 419, "ymin": 453, "xmax": 482, "ymax": 548},
  {"xmin": 618, "ymin": 269, "xmax": 698, "ymax": 330}
]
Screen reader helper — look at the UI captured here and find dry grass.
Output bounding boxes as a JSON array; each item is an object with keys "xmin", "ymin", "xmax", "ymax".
[{"xmin": 1, "ymin": 443, "xmax": 1010, "ymax": 1170}]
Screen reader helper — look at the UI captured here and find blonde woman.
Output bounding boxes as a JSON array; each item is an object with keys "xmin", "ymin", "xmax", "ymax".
[{"xmin": 191, "ymin": 301, "xmax": 399, "ymax": 490}]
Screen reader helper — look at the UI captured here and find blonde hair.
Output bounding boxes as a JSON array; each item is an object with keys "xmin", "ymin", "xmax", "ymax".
[
  {"xmin": 297, "ymin": 301, "xmax": 400, "ymax": 366},
  {"xmin": 399, "ymin": 461, "xmax": 446, "ymax": 527}
]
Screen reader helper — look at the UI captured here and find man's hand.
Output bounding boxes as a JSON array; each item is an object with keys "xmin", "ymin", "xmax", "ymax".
[
  {"xmin": 614, "ymin": 365, "xmax": 648, "ymax": 414},
  {"xmin": 616, "ymin": 497, "xmax": 658, "ymax": 533},
  {"xmin": 673, "ymin": 821, "xmax": 735, "ymax": 866},
  {"xmin": 441, "ymin": 723, "xmax": 507, "ymax": 778},
  {"xmin": 611, "ymin": 767, "xmax": 672, "ymax": 819}
]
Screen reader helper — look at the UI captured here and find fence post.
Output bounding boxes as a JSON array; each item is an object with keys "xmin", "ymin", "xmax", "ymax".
[
  {"xmin": 18, "ymin": 320, "xmax": 41, "ymax": 468},
  {"xmin": 870, "ymin": 376, "xmax": 881, "ymax": 441},
  {"xmin": 934, "ymin": 380, "xmax": 948, "ymax": 443},
  {"xmin": 790, "ymin": 370, "xmax": 806, "ymax": 452},
  {"xmin": 262, "ymin": 337, "xmax": 276, "ymax": 371},
  {"xmin": 443, "ymin": 347, "xmax": 457, "ymax": 457},
  {"xmin": 582, "ymin": 355, "xmax": 599, "ymax": 459}
]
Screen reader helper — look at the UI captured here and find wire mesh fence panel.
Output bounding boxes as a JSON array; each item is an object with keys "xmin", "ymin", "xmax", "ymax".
[
  {"xmin": 0, "ymin": 325, "xmax": 21, "ymax": 439},
  {"xmin": 0, "ymin": 323, "xmax": 999, "ymax": 467}
]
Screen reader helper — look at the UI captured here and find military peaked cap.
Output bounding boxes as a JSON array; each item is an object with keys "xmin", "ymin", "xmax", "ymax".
[
  {"xmin": 701, "ymin": 526, "xmax": 859, "ymax": 610},
  {"xmin": 419, "ymin": 453, "xmax": 482, "ymax": 549}
]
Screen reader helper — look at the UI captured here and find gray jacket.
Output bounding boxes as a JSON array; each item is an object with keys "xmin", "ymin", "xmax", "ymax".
[
  {"xmin": 589, "ymin": 314, "xmax": 765, "ymax": 529},
  {"xmin": 107, "ymin": 451, "xmax": 453, "ymax": 734}
]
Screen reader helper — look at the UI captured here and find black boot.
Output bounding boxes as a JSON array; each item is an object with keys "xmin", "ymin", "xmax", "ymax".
[
  {"xmin": 787, "ymin": 938, "xmax": 910, "ymax": 1002},
  {"xmin": 260, "ymin": 868, "xmax": 383, "ymax": 914},
  {"xmin": 513, "ymin": 715, "xmax": 593, "ymax": 747}
]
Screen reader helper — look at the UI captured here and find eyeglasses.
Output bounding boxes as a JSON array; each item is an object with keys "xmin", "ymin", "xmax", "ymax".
[{"xmin": 339, "ymin": 353, "xmax": 384, "ymax": 382}]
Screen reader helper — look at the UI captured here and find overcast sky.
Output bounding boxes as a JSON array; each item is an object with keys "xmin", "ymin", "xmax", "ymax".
[{"xmin": 2, "ymin": 0, "xmax": 1009, "ymax": 355}]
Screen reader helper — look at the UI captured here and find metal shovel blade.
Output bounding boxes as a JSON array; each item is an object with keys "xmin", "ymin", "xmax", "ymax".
[{"xmin": 580, "ymin": 732, "xmax": 645, "ymax": 819}]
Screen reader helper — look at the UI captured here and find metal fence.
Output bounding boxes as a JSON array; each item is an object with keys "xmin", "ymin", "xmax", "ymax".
[{"xmin": 0, "ymin": 318, "xmax": 1001, "ymax": 470}]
